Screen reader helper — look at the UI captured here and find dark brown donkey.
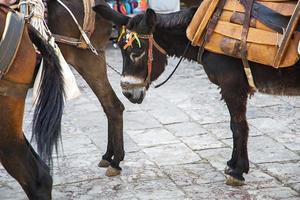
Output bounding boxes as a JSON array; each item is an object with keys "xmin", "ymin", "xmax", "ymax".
[
  {"xmin": 46, "ymin": 0, "xmax": 124, "ymax": 176},
  {"xmin": 0, "ymin": 5, "xmax": 64, "ymax": 200},
  {"xmin": 94, "ymin": 3, "xmax": 300, "ymax": 186}
]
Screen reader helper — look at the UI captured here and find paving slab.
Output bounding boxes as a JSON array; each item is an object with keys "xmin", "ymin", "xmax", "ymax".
[{"xmin": 1, "ymin": 45, "xmax": 300, "ymax": 199}]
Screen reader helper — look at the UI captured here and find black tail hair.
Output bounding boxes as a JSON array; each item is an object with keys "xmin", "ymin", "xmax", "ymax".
[{"xmin": 28, "ymin": 25, "xmax": 65, "ymax": 168}]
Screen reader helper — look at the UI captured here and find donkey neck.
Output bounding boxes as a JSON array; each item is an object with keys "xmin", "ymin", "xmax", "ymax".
[
  {"xmin": 153, "ymin": 27, "xmax": 199, "ymax": 61},
  {"xmin": 153, "ymin": 9, "xmax": 199, "ymax": 61}
]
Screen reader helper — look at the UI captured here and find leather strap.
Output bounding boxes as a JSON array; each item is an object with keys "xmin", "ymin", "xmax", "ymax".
[
  {"xmin": 240, "ymin": 0, "xmax": 256, "ymax": 91},
  {"xmin": 205, "ymin": 0, "xmax": 226, "ymax": 42},
  {"xmin": 0, "ymin": 79, "xmax": 30, "ymax": 98},
  {"xmin": 52, "ymin": 33, "xmax": 81, "ymax": 45},
  {"xmin": 252, "ymin": 2, "xmax": 300, "ymax": 34},
  {"xmin": 197, "ymin": 0, "xmax": 226, "ymax": 63},
  {"xmin": 0, "ymin": 11, "xmax": 25, "ymax": 77},
  {"xmin": 19, "ymin": 0, "xmax": 29, "ymax": 16}
]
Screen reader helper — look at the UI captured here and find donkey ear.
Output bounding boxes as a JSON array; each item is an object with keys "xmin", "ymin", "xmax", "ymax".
[
  {"xmin": 145, "ymin": 9, "xmax": 157, "ymax": 28},
  {"xmin": 93, "ymin": 0, "xmax": 130, "ymax": 25}
]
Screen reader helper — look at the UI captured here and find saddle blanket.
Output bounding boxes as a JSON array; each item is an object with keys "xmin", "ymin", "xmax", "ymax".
[{"xmin": 187, "ymin": 0, "xmax": 300, "ymax": 68}]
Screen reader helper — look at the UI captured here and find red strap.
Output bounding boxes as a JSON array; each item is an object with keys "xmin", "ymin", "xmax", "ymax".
[{"xmin": 147, "ymin": 36, "xmax": 154, "ymax": 82}]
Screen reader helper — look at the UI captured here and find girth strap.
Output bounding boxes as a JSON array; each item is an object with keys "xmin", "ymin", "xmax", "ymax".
[
  {"xmin": 240, "ymin": 0, "xmax": 256, "ymax": 92},
  {"xmin": 0, "ymin": 11, "xmax": 25, "ymax": 76},
  {"xmin": 0, "ymin": 79, "xmax": 30, "ymax": 98}
]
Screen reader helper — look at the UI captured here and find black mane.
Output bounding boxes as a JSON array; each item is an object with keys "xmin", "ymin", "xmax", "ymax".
[
  {"xmin": 156, "ymin": 7, "xmax": 198, "ymax": 29},
  {"xmin": 128, "ymin": 7, "xmax": 197, "ymax": 31}
]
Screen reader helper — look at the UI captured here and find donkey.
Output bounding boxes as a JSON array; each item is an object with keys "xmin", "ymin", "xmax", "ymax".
[
  {"xmin": 94, "ymin": 2, "xmax": 300, "ymax": 186},
  {"xmin": 0, "ymin": 5, "xmax": 64, "ymax": 199},
  {"xmin": 45, "ymin": 0, "xmax": 125, "ymax": 176}
]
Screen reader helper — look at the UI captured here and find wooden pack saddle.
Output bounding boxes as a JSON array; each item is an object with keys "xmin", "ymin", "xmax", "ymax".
[
  {"xmin": 52, "ymin": 0, "xmax": 96, "ymax": 50},
  {"xmin": 187, "ymin": 0, "xmax": 300, "ymax": 68}
]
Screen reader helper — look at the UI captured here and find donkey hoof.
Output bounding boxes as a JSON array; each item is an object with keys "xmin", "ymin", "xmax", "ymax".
[
  {"xmin": 98, "ymin": 159, "xmax": 111, "ymax": 168},
  {"xmin": 225, "ymin": 175, "xmax": 245, "ymax": 186},
  {"xmin": 105, "ymin": 166, "xmax": 121, "ymax": 177}
]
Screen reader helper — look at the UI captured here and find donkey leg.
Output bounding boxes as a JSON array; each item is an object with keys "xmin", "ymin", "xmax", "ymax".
[
  {"xmin": 0, "ymin": 135, "xmax": 52, "ymax": 200},
  {"xmin": 73, "ymin": 52, "xmax": 125, "ymax": 176},
  {"xmin": 222, "ymin": 89, "xmax": 249, "ymax": 186}
]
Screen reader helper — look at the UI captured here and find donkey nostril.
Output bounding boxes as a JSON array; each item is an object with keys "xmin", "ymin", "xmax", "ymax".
[{"xmin": 123, "ymin": 91, "xmax": 132, "ymax": 99}]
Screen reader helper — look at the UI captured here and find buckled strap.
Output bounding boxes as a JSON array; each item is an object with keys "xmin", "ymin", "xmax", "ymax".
[
  {"xmin": 0, "ymin": 79, "xmax": 30, "ymax": 98},
  {"xmin": 240, "ymin": 0, "xmax": 256, "ymax": 92}
]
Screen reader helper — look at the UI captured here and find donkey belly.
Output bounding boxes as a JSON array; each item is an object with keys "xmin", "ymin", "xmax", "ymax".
[
  {"xmin": 252, "ymin": 63, "xmax": 300, "ymax": 96},
  {"xmin": 201, "ymin": 52, "xmax": 300, "ymax": 96}
]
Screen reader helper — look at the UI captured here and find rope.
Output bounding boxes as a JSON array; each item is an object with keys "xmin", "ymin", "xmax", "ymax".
[
  {"xmin": 25, "ymin": 0, "xmax": 51, "ymax": 40},
  {"xmin": 25, "ymin": 0, "xmax": 98, "ymax": 55},
  {"xmin": 154, "ymin": 41, "xmax": 191, "ymax": 88},
  {"xmin": 106, "ymin": 63, "xmax": 122, "ymax": 76}
]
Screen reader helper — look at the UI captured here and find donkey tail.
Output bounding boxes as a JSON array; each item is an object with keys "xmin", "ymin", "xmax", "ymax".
[{"xmin": 28, "ymin": 25, "xmax": 65, "ymax": 167}]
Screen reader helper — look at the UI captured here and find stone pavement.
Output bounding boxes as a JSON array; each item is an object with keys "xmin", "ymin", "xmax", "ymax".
[{"xmin": 1, "ymin": 45, "xmax": 300, "ymax": 200}]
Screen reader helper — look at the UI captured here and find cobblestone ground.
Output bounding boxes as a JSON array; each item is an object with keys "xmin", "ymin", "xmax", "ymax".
[{"xmin": 1, "ymin": 45, "xmax": 300, "ymax": 200}]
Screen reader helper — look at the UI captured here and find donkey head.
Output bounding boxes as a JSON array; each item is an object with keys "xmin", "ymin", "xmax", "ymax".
[{"xmin": 94, "ymin": 4, "xmax": 168, "ymax": 103}]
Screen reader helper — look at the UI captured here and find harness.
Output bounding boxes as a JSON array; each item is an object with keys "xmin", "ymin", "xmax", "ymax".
[
  {"xmin": 0, "ymin": 9, "xmax": 24, "ymax": 77},
  {"xmin": 0, "ymin": 0, "xmax": 97, "ymax": 99},
  {"xmin": 51, "ymin": 0, "xmax": 98, "ymax": 55},
  {"xmin": 119, "ymin": 26, "xmax": 167, "ymax": 90},
  {"xmin": 0, "ymin": 6, "xmax": 30, "ymax": 99}
]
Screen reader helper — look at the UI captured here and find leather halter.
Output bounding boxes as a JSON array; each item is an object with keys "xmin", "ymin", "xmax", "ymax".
[{"xmin": 120, "ymin": 29, "xmax": 167, "ymax": 90}]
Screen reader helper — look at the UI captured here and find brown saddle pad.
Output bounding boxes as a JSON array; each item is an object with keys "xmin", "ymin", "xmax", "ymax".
[{"xmin": 186, "ymin": 0, "xmax": 300, "ymax": 68}]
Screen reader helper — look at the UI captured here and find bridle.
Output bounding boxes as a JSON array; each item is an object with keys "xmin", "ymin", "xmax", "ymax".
[{"xmin": 118, "ymin": 26, "xmax": 167, "ymax": 90}]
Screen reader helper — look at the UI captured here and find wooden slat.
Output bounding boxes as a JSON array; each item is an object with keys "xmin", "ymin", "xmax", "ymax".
[
  {"xmin": 188, "ymin": 0, "xmax": 220, "ymax": 46},
  {"xmin": 273, "ymin": 0, "xmax": 300, "ymax": 67},
  {"xmin": 220, "ymin": 10, "xmax": 275, "ymax": 32},
  {"xmin": 204, "ymin": 32, "xmax": 300, "ymax": 68},
  {"xmin": 214, "ymin": 21, "xmax": 282, "ymax": 45},
  {"xmin": 223, "ymin": 0, "xmax": 296, "ymax": 16},
  {"xmin": 187, "ymin": 0, "xmax": 214, "ymax": 43}
]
